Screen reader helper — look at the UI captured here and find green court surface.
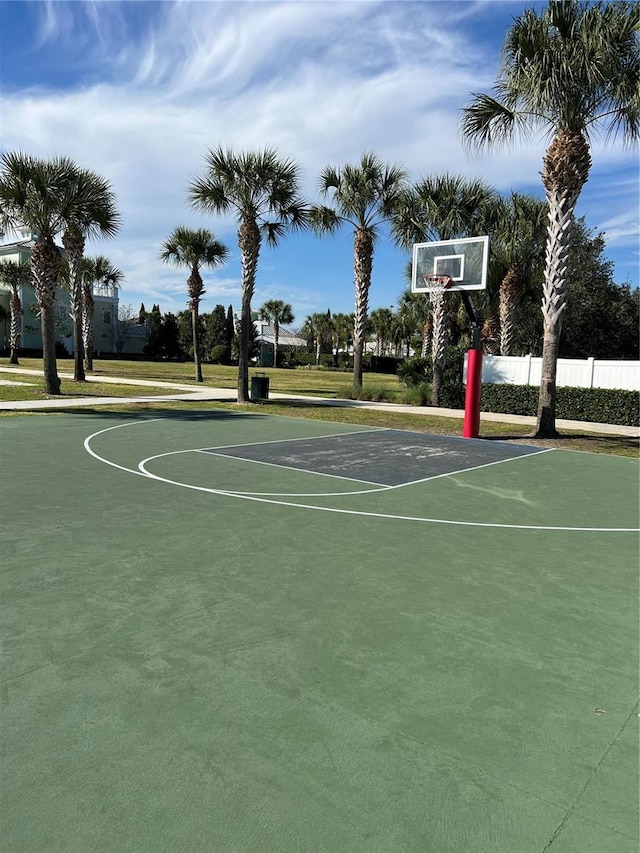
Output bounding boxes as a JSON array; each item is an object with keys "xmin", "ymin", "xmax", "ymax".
[{"xmin": 1, "ymin": 409, "xmax": 638, "ymax": 852}]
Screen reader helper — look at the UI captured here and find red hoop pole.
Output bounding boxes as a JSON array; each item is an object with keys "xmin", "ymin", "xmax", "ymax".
[{"xmin": 463, "ymin": 348, "xmax": 483, "ymax": 438}]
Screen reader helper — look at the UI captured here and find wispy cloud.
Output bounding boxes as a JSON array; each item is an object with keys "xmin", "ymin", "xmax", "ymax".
[{"xmin": 2, "ymin": 0, "xmax": 637, "ymax": 315}]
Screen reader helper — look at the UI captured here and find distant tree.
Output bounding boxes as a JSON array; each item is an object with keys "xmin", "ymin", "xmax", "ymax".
[
  {"xmin": 109, "ymin": 303, "xmax": 138, "ymax": 355},
  {"xmin": 160, "ymin": 226, "xmax": 229, "ymax": 382},
  {"xmin": 232, "ymin": 317, "xmax": 259, "ymax": 363},
  {"xmin": 259, "ymin": 298, "xmax": 294, "ymax": 366},
  {"xmin": 176, "ymin": 309, "xmax": 206, "ymax": 361},
  {"xmin": 160, "ymin": 312, "xmax": 182, "ymax": 360},
  {"xmin": 143, "ymin": 304, "xmax": 163, "ymax": 359},
  {"xmin": 461, "ymin": 0, "xmax": 640, "ymax": 436},
  {"xmin": 560, "ymin": 220, "xmax": 639, "ymax": 359},
  {"xmin": 484, "ymin": 193, "xmax": 547, "ymax": 355},
  {"xmin": 398, "ymin": 288, "xmax": 430, "ymax": 358},
  {"xmin": 81, "ymin": 256, "xmax": 122, "ymax": 370},
  {"xmin": 189, "ymin": 147, "xmax": 308, "ymax": 401},
  {"xmin": 331, "ymin": 312, "xmax": 354, "ymax": 363},
  {"xmin": 204, "ymin": 305, "xmax": 227, "ymax": 356},
  {"xmin": 311, "ymin": 153, "xmax": 407, "ymax": 387},
  {"xmin": 301, "ymin": 311, "xmax": 333, "ymax": 365},
  {"xmin": 369, "ymin": 307, "xmax": 394, "ymax": 356},
  {"xmin": 0, "ymin": 259, "xmax": 29, "ymax": 364},
  {"xmin": 225, "ymin": 304, "xmax": 235, "ymax": 355},
  {"xmin": 138, "ymin": 303, "xmax": 147, "ymax": 324}
]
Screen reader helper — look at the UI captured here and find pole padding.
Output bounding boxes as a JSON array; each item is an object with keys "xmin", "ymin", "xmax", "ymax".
[{"xmin": 463, "ymin": 348, "xmax": 483, "ymax": 438}]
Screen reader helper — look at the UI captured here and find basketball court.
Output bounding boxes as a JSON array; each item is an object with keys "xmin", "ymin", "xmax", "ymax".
[{"xmin": 1, "ymin": 407, "xmax": 638, "ymax": 851}]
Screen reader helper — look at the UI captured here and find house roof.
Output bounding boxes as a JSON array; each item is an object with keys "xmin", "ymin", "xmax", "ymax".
[
  {"xmin": 0, "ymin": 239, "xmax": 37, "ymax": 254},
  {"xmin": 257, "ymin": 323, "xmax": 307, "ymax": 348}
]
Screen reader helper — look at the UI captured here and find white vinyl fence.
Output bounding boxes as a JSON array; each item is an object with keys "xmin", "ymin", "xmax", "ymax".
[{"xmin": 466, "ymin": 354, "xmax": 640, "ymax": 391}]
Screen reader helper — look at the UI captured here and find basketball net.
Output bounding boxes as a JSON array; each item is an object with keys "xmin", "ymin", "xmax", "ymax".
[{"xmin": 422, "ymin": 274, "xmax": 454, "ymax": 295}]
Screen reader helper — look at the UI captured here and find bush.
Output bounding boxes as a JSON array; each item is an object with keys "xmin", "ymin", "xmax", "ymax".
[
  {"xmin": 343, "ymin": 383, "xmax": 395, "ymax": 402},
  {"xmin": 208, "ymin": 344, "xmax": 230, "ymax": 364},
  {"xmin": 480, "ymin": 384, "xmax": 538, "ymax": 416},
  {"xmin": 400, "ymin": 384, "xmax": 431, "ymax": 406},
  {"xmin": 367, "ymin": 355, "xmax": 401, "ymax": 374},
  {"xmin": 480, "ymin": 383, "xmax": 639, "ymax": 427},
  {"xmin": 438, "ymin": 345, "xmax": 466, "ymax": 409},
  {"xmin": 397, "ymin": 357, "xmax": 431, "ymax": 388}
]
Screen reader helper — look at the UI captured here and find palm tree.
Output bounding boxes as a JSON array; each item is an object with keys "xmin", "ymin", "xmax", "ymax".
[
  {"xmin": 331, "ymin": 312, "xmax": 354, "ymax": 364},
  {"xmin": 82, "ymin": 256, "xmax": 123, "ymax": 371},
  {"xmin": 488, "ymin": 194, "xmax": 547, "ymax": 356},
  {"xmin": 188, "ymin": 147, "xmax": 308, "ymax": 403},
  {"xmin": 369, "ymin": 307, "xmax": 394, "ymax": 356},
  {"xmin": 259, "ymin": 298, "xmax": 294, "ymax": 367},
  {"xmin": 392, "ymin": 174, "xmax": 496, "ymax": 403},
  {"xmin": 311, "ymin": 152, "xmax": 407, "ymax": 388},
  {"xmin": 60, "ymin": 165, "xmax": 119, "ymax": 382},
  {"xmin": 0, "ymin": 152, "xmax": 72, "ymax": 394},
  {"xmin": 160, "ymin": 227, "xmax": 229, "ymax": 382},
  {"xmin": 301, "ymin": 311, "xmax": 333, "ymax": 365},
  {"xmin": 398, "ymin": 287, "xmax": 430, "ymax": 358},
  {"xmin": 0, "ymin": 259, "xmax": 30, "ymax": 364},
  {"xmin": 461, "ymin": 0, "xmax": 639, "ymax": 437}
]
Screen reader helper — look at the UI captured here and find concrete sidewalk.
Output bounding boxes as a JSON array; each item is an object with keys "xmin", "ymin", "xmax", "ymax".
[{"xmin": 0, "ymin": 366, "xmax": 637, "ymax": 437}]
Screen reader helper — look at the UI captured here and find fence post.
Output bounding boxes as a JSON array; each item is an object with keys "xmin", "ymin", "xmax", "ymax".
[
  {"xmin": 587, "ymin": 357, "xmax": 595, "ymax": 389},
  {"xmin": 525, "ymin": 353, "xmax": 532, "ymax": 385}
]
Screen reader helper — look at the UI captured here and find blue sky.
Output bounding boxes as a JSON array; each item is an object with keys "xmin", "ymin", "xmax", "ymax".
[{"xmin": 1, "ymin": 0, "xmax": 638, "ymax": 327}]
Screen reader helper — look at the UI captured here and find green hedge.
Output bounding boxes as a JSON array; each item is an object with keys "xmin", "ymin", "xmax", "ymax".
[{"xmin": 480, "ymin": 383, "xmax": 639, "ymax": 427}]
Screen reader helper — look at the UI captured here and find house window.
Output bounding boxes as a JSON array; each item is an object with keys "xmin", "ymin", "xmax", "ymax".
[{"xmin": 103, "ymin": 311, "xmax": 111, "ymax": 324}]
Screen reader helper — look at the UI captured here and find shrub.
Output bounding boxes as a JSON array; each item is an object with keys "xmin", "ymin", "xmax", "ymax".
[
  {"xmin": 339, "ymin": 383, "xmax": 394, "ymax": 402},
  {"xmin": 439, "ymin": 345, "xmax": 466, "ymax": 409},
  {"xmin": 398, "ymin": 357, "xmax": 431, "ymax": 388},
  {"xmin": 400, "ymin": 384, "xmax": 431, "ymax": 406},
  {"xmin": 480, "ymin": 384, "xmax": 639, "ymax": 427},
  {"xmin": 208, "ymin": 344, "xmax": 230, "ymax": 364},
  {"xmin": 367, "ymin": 355, "xmax": 401, "ymax": 374}
]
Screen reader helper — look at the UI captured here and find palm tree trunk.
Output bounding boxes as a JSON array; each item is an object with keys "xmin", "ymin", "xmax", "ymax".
[
  {"xmin": 63, "ymin": 231, "xmax": 86, "ymax": 381},
  {"xmin": 352, "ymin": 229, "xmax": 373, "ymax": 388},
  {"xmin": 31, "ymin": 236, "xmax": 61, "ymax": 395},
  {"xmin": 82, "ymin": 283, "xmax": 95, "ymax": 372},
  {"xmin": 192, "ymin": 303, "xmax": 203, "ymax": 383},
  {"xmin": 315, "ymin": 334, "xmax": 321, "ymax": 365},
  {"xmin": 499, "ymin": 268, "xmax": 521, "ymax": 356},
  {"xmin": 535, "ymin": 130, "xmax": 590, "ymax": 437},
  {"xmin": 430, "ymin": 290, "xmax": 448, "ymax": 406},
  {"xmin": 40, "ymin": 303, "xmax": 61, "ymax": 395},
  {"xmin": 9, "ymin": 286, "xmax": 21, "ymax": 365},
  {"xmin": 273, "ymin": 321, "xmax": 279, "ymax": 368},
  {"xmin": 421, "ymin": 321, "xmax": 431, "ymax": 360},
  {"xmin": 238, "ymin": 218, "xmax": 261, "ymax": 403}
]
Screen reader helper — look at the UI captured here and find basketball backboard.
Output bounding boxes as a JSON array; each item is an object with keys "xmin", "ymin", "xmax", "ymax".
[{"xmin": 411, "ymin": 236, "xmax": 489, "ymax": 293}]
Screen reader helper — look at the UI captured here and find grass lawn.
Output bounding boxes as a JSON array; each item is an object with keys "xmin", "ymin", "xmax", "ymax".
[
  {"xmin": 1, "ymin": 357, "xmax": 637, "ymax": 458},
  {"xmin": 1, "ymin": 357, "xmax": 403, "ymax": 399},
  {"xmin": 0, "ymin": 378, "xmax": 186, "ymax": 402}
]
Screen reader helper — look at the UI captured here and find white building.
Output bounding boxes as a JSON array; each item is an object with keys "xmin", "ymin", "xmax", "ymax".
[{"xmin": 0, "ymin": 230, "xmax": 120, "ymax": 356}]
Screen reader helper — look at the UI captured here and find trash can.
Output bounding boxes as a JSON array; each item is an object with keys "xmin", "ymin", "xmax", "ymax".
[{"xmin": 250, "ymin": 374, "xmax": 270, "ymax": 401}]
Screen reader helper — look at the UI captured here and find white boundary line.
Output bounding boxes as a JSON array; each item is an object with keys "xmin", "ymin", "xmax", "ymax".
[{"xmin": 83, "ymin": 420, "xmax": 640, "ymax": 533}]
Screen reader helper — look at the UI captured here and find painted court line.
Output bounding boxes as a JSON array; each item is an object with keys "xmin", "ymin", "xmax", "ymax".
[{"xmin": 83, "ymin": 421, "xmax": 639, "ymax": 533}]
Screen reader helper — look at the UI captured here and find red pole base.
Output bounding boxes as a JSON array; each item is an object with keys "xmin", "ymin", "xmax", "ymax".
[{"xmin": 463, "ymin": 348, "xmax": 483, "ymax": 438}]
